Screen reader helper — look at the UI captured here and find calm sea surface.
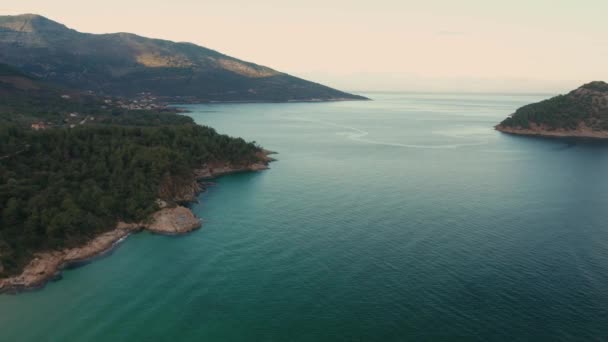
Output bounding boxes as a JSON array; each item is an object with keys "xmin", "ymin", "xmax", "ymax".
[{"xmin": 2, "ymin": 93, "xmax": 608, "ymax": 341}]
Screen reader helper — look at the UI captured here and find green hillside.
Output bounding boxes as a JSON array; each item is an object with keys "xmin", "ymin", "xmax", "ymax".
[
  {"xmin": 0, "ymin": 61, "xmax": 266, "ymax": 277},
  {"xmin": 0, "ymin": 62, "xmax": 192, "ymax": 127}
]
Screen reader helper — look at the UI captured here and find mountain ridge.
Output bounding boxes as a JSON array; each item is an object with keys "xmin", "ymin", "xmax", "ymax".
[{"xmin": 0, "ymin": 14, "xmax": 367, "ymax": 102}]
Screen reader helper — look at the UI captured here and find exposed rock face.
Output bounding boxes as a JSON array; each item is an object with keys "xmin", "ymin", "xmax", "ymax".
[
  {"xmin": 0, "ymin": 206, "xmax": 202, "ymax": 292},
  {"xmin": 160, "ymin": 151, "xmax": 275, "ymax": 202},
  {"xmin": 0, "ymin": 225, "xmax": 138, "ymax": 292},
  {"xmin": 195, "ymin": 152, "xmax": 275, "ymax": 180},
  {"xmin": 194, "ymin": 163, "xmax": 269, "ymax": 179},
  {"xmin": 159, "ymin": 176, "xmax": 203, "ymax": 203},
  {"xmin": 146, "ymin": 206, "xmax": 202, "ymax": 234},
  {"xmin": 496, "ymin": 122, "xmax": 608, "ymax": 139}
]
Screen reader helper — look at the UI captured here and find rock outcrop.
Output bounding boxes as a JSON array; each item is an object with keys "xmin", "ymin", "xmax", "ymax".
[
  {"xmin": 496, "ymin": 122, "xmax": 608, "ymax": 139},
  {"xmin": 195, "ymin": 151, "xmax": 275, "ymax": 180},
  {"xmin": 0, "ymin": 225, "xmax": 138, "ymax": 292},
  {"xmin": 0, "ymin": 207, "xmax": 201, "ymax": 292},
  {"xmin": 146, "ymin": 206, "xmax": 201, "ymax": 234}
]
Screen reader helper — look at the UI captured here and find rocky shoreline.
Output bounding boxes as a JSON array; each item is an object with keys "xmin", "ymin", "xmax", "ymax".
[
  {"xmin": 0, "ymin": 206, "xmax": 202, "ymax": 294},
  {"xmin": 495, "ymin": 124, "xmax": 608, "ymax": 139},
  {"xmin": 0, "ymin": 152, "xmax": 275, "ymax": 294}
]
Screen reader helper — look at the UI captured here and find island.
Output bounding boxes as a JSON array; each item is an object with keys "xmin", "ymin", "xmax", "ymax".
[
  {"xmin": 495, "ymin": 81, "xmax": 608, "ymax": 138},
  {"xmin": 0, "ymin": 63, "xmax": 275, "ymax": 293}
]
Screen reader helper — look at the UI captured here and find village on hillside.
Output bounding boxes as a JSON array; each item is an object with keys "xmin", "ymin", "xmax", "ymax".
[{"xmin": 30, "ymin": 92, "xmax": 173, "ymax": 130}]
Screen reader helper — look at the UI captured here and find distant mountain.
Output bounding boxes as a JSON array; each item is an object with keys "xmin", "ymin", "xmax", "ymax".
[
  {"xmin": 496, "ymin": 81, "xmax": 608, "ymax": 138},
  {"xmin": 0, "ymin": 14, "xmax": 367, "ymax": 102}
]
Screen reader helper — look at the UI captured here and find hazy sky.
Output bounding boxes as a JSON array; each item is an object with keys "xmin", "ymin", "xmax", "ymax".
[{"xmin": 3, "ymin": 0, "xmax": 607, "ymax": 92}]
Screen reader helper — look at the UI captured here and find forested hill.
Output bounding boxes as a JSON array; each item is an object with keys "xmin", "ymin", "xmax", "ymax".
[
  {"xmin": 0, "ymin": 14, "xmax": 367, "ymax": 102},
  {"xmin": 0, "ymin": 63, "xmax": 267, "ymax": 277},
  {"xmin": 0, "ymin": 124, "xmax": 262, "ymax": 276},
  {"xmin": 496, "ymin": 81, "xmax": 608, "ymax": 134}
]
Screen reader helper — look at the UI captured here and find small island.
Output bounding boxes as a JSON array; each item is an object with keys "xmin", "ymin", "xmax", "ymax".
[{"xmin": 496, "ymin": 81, "xmax": 608, "ymax": 138}]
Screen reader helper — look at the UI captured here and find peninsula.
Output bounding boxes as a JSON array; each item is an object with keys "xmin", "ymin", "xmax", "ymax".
[
  {"xmin": 0, "ymin": 63, "xmax": 275, "ymax": 292},
  {"xmin": 495, "ymin": 81, "xmax": 608, "ymax": 138},
  {"xmin": 0, "ymin": 155, "xmax": 274, "ymax": 293}
]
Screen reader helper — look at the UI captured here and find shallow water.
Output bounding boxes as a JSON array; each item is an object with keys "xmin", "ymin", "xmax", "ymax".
[{"xmin": 2, "ymin": 93, "xmax": 608, "ymax": 341}]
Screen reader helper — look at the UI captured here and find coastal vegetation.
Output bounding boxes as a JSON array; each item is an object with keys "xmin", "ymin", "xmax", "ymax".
[
  {"xmin": 0, "ymin": 123, "xmax": 261, "ymax": 277},
  {"xmin": 0, "ymin": 63, "xmax": 265, "ymax": 278}
]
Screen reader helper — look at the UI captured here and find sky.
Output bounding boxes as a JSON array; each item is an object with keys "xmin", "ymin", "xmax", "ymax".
[{"xmin": 3, "ymin": 0, "xmax": 607, "ymax": 93}]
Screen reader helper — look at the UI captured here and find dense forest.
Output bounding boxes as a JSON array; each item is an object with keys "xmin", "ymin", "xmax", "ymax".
[
  {"xmin": 0, "ymin": 123, "xmax": 261, "ymax": 276},
  {"xmin": 1, "ymin": 59, "xmax": 266, "ymax": 277},
  {"xmin": 498, "ymin": 81, "xmax": 608, "ymax": 131}
]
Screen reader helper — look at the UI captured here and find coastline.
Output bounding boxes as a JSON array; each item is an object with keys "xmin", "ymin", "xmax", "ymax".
[
  {"xmin": 0, "ymin": 152, "xmax": 275, "ymax": 294},
  {"xmin": 167, "ymin": 97, "xmax": 370, "ymax": 106},
  {"xmin": 495, "ymin": 125, "xmax": 608, "ymax": 139}
]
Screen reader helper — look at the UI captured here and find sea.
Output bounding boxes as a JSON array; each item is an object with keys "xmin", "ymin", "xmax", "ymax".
[{"xmin": 2, "ymin": 92, "xmax": 608, "ymax": 341}]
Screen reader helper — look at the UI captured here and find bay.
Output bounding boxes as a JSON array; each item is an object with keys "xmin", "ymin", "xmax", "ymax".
[{"xmin": 2, "ymin": 93, "xmax": 608, "ymax": 341}]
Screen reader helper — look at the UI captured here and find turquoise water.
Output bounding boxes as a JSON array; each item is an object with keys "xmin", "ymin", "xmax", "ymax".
[{"xmin": 2, "ymin": 93, "xmax": 608, "ymax": 341}]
